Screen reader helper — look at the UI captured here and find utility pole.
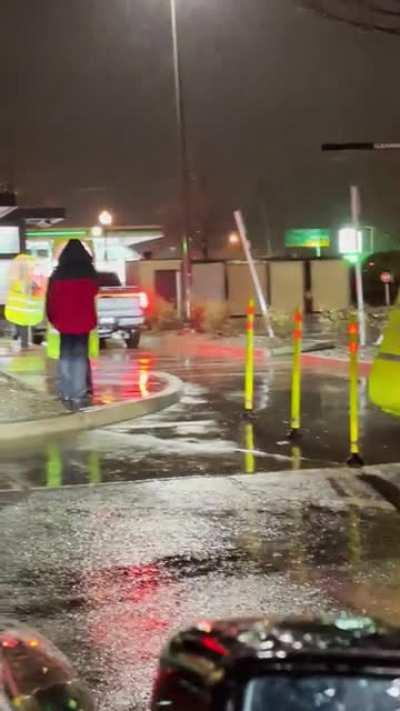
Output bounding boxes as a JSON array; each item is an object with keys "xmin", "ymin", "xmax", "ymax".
[
  {"xmin": 257, "ymin": 180, "xmax": 273, "ymax": 257},
  {"xmin": 170, "ymin": 0, "xmax": 192, "ymax": 323},
  {"xmin": 350, "ymin": 186, "xmax": 366, "ymax": 347}
]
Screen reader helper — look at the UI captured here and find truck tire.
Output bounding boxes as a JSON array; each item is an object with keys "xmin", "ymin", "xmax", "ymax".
[
  {"xmin": 32, "ymin": 332, "xmax": 44, "ymax": 346},
  {"xmin": 126, "ymin": 330, "xmax": 140, "ymax": 349}
]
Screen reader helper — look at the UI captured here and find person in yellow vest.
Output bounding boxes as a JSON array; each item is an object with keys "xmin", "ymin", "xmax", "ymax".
[
  {"xmin": 5, "ymin": 254, "xmax": 45, "ymax": 348},
  {"xmin": 369, "ymin": 290, "xmax": 400, "ymax": 416}
]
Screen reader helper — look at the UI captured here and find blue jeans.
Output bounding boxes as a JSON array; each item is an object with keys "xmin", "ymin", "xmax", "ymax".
[{"xmin": 57, "ymin": 334, "xmax": 90, "ymax": 403}]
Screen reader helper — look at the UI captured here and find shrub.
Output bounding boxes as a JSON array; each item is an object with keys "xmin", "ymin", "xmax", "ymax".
[
  {"xmin": 192, "ymin": 300, "xmax": 230, "ymax": 334},
  {"xmin": 148, "ymin": 297, "xmax": 181, "ymax": 331}
]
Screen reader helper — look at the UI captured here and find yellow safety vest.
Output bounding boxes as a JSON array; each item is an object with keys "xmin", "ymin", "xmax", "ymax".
[
  {"xmin": 5, "ymin": 280, "xmax": 44, "ymax": 327},
  {"xmin": 369, "ymin": 299, "xmax": 400, "ymax": 416},
  {"xmin": 46, "ymin": 326, "xmax": 99, "ymax": 360}
]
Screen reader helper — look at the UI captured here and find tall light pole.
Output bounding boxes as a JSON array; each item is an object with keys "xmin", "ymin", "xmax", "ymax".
[
  {"xmin": 98, "ymin": 209, "xmax": 113, "ymax": 262},
  {"xmin": 169, "ymin": 0, "xmax": 192, "ymax": 323}
]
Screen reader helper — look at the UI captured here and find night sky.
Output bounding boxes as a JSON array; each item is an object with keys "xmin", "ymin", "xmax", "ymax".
[{"xmin": 1, "ymin": 0, "xmax": 400, "ymax": 254}]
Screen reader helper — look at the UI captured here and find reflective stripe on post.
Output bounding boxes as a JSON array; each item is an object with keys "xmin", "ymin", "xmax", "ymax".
[{"xmin": 244, "ymin": 299, "xmax": 255, "ymax": 412}]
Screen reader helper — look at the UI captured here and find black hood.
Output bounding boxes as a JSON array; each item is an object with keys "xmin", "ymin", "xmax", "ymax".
[{"xmin": 52, "ymin": 240, "xmax": 96, "ymax": 280}]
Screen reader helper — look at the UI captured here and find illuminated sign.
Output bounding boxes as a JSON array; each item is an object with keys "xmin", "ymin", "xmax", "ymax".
[
  {"xmin": 285, "ymin": 228, "xmax": 330, "ymax": 248},
  {"xmin": 0, "ymin": 226, "xmax": 20, "ymax": 254},
  {"xmin": 338, "ymin": 227, "xmax": 363, "ymax": 255}
]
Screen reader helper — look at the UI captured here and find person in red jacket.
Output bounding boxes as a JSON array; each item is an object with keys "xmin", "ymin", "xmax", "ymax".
[{"xmin": 46, "ymin": 240, "xmax": 99, "ymax": 410}]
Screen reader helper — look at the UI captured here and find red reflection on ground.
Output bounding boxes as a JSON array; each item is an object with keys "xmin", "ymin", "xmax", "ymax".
[
  {"xmin": 83, "ymin": 564, "xmax": 160, "ymax": 605},
  {"xmin": 89, "ymin": 352, "xmax": 157, "ymax": 404},
  {"xmin": 80, "ymin": 563, "xmax": 169, "ymax": 658},
  {"xmin": 197, "ymin": 342, "xmax": 265, "ymax": 362}
]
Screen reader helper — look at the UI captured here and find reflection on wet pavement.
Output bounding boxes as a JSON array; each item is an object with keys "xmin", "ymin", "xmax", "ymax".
[
  {"xmin": 0, "ymin": 346, "xmax": 399, "ymax": 489},
  {"xmin": 0, "ymin": 349, "xmax": 162, "ymax": 410},
  {"xmin": 91, "ymin": 354, "xmax": 162, "ymax": 405}
]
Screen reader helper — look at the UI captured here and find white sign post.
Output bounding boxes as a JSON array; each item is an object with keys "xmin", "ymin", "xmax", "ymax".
[
  {"xmin": 350, "ymin": 186, "xmax": 366, "ymax": 347},
  {"xmin": 234, "ymin": 210, "xmax": 274, "ymax": 338}
]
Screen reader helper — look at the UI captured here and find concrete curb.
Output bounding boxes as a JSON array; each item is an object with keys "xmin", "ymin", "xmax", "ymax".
[
  {"xmin": 0, "ymin": 371, "xmax": 183, "ymax": 444},
  {"xmin": 199, "ymin": 338, "xmax": 335, "ymax": 360}
]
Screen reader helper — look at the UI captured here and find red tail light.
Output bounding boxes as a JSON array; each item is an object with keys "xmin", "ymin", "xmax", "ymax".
[
  {"xmin": 200, "ymin": 635, "xmax": 228, "ymax": 656},
  {"xmin": 139, "ymin": 291, "xmax": 149, "ymax": 310}
]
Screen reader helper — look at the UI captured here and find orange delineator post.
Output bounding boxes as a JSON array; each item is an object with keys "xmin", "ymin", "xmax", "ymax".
[
  {"xmin": 347, "ymin": 321, "xmax": 364, "ymax": 467},
  {"xmin": 289, "ymin": 309, "xmax": 303, "ymax": 438},
  {"xmin": 244, "ymin": 299, "xmax": 255, "ymax": 412}
]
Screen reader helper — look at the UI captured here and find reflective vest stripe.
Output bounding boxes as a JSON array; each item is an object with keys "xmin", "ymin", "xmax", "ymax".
[{"xmin": 7, "ymin": 304, "xmax": 41, "ymax": 313}]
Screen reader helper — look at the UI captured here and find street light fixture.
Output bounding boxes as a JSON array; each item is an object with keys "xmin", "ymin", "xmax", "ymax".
[
  {"xmin": 98, "ymin": 210, "xmax": 113, "ymax": 228},
  {"xmin": 229, "ymin": 231, "xmax": 240, "ymax": 246},
  {"xmin": 169, "ymin": 0, "xmax": 192, "ymax": 323}
]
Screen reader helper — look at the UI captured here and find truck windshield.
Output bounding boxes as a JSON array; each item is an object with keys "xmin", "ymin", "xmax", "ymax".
[
  {"xmin": 97, "ymin": 272, "xmax": 122, "ymax": 287},
  {"xmin": 243, "ymin": 675, "xmax": 400, "ymax": 710}
]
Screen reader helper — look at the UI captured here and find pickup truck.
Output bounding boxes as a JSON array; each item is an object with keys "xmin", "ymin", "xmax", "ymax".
[
  {"xmin": 33, "ymin": 271, "xmax": 147, "ymax": 349},
  {"xmin": 97, "ymin": 271, "xmax": 148, "ymax": 348}
]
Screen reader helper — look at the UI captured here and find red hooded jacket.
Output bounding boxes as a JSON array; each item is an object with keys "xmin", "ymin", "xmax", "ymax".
[{"xmin": 46, "ymin": 240, "xmax": 99, "ymax": 335}]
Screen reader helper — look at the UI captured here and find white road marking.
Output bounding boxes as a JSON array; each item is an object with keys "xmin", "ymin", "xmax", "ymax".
[
  {"xmin": 236, "ymin": 448, "xmax": 293, "ymax": 461},
  {"xmin": 112, "ymin": 419, "xmax": 217, "ymax": 431}
]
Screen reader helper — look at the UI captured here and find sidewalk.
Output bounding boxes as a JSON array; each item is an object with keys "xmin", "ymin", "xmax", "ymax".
[{"xmin": 0, "ymin": 369, "xmax": 65, "ymax": 422}]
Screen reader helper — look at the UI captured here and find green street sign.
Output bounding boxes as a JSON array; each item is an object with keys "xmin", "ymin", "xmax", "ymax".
[{"xmin": 285, "ymin": 228, "xmax": 330, "ymax": 249}]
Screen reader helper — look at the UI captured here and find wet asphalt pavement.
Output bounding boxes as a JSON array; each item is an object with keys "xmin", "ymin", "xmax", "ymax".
[
  {"xmin": 2, "ymin": 335, "xmax": 400, "ymax": 709},
  {"xmin": 0, "ymin": 335, "xmax": 398, "ymax": 488},
  {"xmin": 2, "ymin": 471, "xmax": 400, "ymax": 710}
]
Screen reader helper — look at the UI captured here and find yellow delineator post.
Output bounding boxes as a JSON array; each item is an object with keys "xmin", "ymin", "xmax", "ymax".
[
  {"xmin": 347, "ymin": 321, "xmax": 364, "ymax": 467},
  {"xmin": 289, "ymin": 309, "xmax": 303, "ymax": 439},
  {"xmin": 244, "ymin": 298, "xmax": 255, "ymax": 414}
]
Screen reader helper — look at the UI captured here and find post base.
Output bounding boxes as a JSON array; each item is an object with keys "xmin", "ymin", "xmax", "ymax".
[
  {"xmin": 288, "ymin": 428, "xmax": 301, "ymax": 441},
  {"xmin": 347, "ymin": 452, "xmax": 364, "ymax": 468},
  {"xmin": 242, "ymin": 409, "xmax": 255, "ymax": 421}
]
